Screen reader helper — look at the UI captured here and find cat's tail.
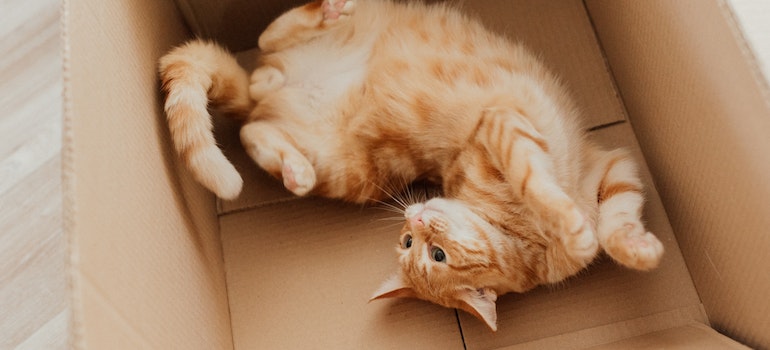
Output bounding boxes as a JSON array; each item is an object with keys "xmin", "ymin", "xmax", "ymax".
[{"xmin": 159, "ymin": 39, "xmax": 252, "ymax": 200}]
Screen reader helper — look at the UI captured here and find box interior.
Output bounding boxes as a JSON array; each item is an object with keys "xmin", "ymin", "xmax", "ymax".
[{"xmin": 64, "ymin": 0, "xmax": 769, "ymax": 349}]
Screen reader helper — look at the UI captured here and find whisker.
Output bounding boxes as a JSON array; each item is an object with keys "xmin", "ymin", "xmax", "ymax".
[
  {"xmin": 366, "ymin": 194, "xmax": 407, "ymax": 216},
  {"xmin": 379, "ymin": 221, "xmax": 409, "ymax": 230},
  {"xmin": 371, "ymin": 202, "xmax": 405, "ymax": 215},
  {"xmin": 375, "ymin": 217, "xmax": 407, "ymax": 222},
  {"xmin": 369, "ymin": 181, "xmax": 409, "ymax": 211}
]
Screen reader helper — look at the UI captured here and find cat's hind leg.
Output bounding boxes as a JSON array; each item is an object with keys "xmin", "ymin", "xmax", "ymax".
[
  {"xmin": 589, "ymin": 149, "xmax": 664, "ymax": 270},
  {"xmin": 476, "ymin": 108, "xmax": 598, "ymax": 263},
  {"xmin": 240, "ymin": 121, "xmax": 317, "ymax": 196},
  {"xmin": 258, "ymin": 0, "xmax": 355, "ymax": 52}
]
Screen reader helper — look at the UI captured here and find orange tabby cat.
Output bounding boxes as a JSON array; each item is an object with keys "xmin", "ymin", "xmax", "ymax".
[{"xmin": 159, "ymin": 0, "xmax": 664, "ymax": 331}]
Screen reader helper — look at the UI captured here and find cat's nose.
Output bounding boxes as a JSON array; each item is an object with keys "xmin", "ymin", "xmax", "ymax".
[{"xmin": 409, "ymin": 214, "xmax": 425, "ymax": 228}]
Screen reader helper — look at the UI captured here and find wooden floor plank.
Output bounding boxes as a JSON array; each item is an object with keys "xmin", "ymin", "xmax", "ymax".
[{"xmin": 0, "ymin": 0, "xmax": 68, "ymax": 349}]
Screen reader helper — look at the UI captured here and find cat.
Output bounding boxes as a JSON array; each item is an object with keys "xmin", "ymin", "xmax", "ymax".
[{"xmin": 159, "ymin": 0, "xmax": 664, "ymax": 331}]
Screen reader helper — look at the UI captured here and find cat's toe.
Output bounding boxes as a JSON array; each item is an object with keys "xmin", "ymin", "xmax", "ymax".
[
  {"xmin": 606, "ymin": 223, "xmax": 664, "ymax": 270},
  {"xmin": 282, "ymin": 161, "xmax": 316, "ymax": 196},
  {"xmin": 323, "ymin": 0, "xmax": 355, "ymax": 24},
  {"xmin": 627, "ymin": 231, "xmax": 664, "ymax": 270}
]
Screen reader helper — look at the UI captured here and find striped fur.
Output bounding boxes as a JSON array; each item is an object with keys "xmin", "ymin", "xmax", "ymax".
[
  {"xmin": 159, "ymin": 41, "xmax": 252, "ymax": 199},
  {"xmin": 159, "ymin": 0, "xmax": 664, "ymax": 331}
]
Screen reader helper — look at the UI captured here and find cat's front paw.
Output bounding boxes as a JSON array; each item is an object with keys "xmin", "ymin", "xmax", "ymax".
[
  {"xmin": 604, "ymin": 223, "xmax": 664, "ymax": 270},
  {"xmin": 323, "ymin": 0, "xmax": 355, "ymax": 24},
  {"xmin": 281, "ymin": 159, "xmax": 316, "ymax": 196}
]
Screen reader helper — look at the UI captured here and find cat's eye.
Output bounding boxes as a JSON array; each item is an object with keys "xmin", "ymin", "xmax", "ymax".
[
  {"xmin": 431, "ymin": 247, "xmax": 446, "ymax": 263},
  {"xmin": 402, "ymin": 234, "xmax": 413, "ymax": 249}
]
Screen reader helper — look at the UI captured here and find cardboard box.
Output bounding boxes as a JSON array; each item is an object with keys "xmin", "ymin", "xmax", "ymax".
[{"xmin": 62, "ymin": 0, "xmax": 770, "ymax": 348}]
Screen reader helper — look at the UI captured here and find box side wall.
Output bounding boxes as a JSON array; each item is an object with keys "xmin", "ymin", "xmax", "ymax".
[
  {"xmin": 585, "ymin": 0, "xmax": 770, "ymax": 347},
  {"xmin": 171, "ymin": 0, "xmax": 305, "ymax": 51},
  {"xmin": 63, "ymin": 0, "xmax": 232, "ymax": 348}
]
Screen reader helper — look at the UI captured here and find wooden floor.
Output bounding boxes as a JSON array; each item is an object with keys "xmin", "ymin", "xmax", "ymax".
[{"xmin": 0, "ymin": 0, "xmax": 69, "ymax": 349}]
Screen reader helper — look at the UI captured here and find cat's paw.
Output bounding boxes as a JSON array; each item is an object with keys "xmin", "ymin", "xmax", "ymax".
[
  {"xmin": 604, "ymin": 222, "xmax": 664, "ymax": 270},
  {"xmin": 561, "ymin": 207, "xmax": 599, "ymax": 262},
  {"xmin": 281, "ymin": 158, "xmax": 316, "ymax": 196},
  {"xmin": 323, "ymin": 0, "xmax": 355, "ymax": 24},
  {"xmin": 249, "ymin": 66, "xmax": 285, "ymax": 101}
]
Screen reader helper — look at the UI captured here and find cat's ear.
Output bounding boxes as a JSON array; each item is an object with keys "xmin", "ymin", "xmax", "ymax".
[
  {"xmin": 457, "ymin": 287, "xmax": 498, "ymax": 331},
  {"xmin": 369, "ymin": 274, "xmax": 417, "ymax": 301}
]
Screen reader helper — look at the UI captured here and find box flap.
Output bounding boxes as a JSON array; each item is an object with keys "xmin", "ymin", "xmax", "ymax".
[
  {"xmin": 63, "ymin": 0, "xmax": 232, "ymax": 348},
  {"xmin": 172, "ymin": 0, "xmax": 306, "ymax": 52},
  {"xmin": 586, "ymin": 1, "xmax": 770, "ymax": 347}
]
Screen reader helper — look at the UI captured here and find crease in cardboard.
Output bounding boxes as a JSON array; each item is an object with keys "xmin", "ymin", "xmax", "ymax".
[
  {"xmin": 453, "ymin": 309, "xmax": 469, "ymax": 350},
  {"xmin": 702, "ymin": 250, "xmax": 724, "ymax": 283},
  {"xmin": 579, "ymin": 0, "xmax": 635, "ymax": 130},
  {"xmin": 79, "ymin": 274, "xmax": 155, "ymax": 349},
  {"xmin": 217, "ymin": 195, "xmax": 301, "ymax": 217},
  {"xmin": 216, "ymin": 217, "xmax": 237, "ymax": 350}
]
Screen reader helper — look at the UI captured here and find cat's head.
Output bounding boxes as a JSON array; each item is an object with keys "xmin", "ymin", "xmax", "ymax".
[{"xmin": 370, "ymin": 198, "xmax": 505, "ymax": 331}]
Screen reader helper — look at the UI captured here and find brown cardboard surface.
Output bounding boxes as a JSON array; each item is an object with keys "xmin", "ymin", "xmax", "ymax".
[
  {"xmin": 586, "ymin": 0, "xmax": 770, "ymax": 347},
  {"xmin": 504, "ymin": 306, "xmax": 709, "ymax": 350},
  {"xmin": 459, "ymin": 0, "xmax": 625, "ymax": 129},
  {"xmin": 220, "ymin": 198, "xmax": 464, "ymax": 349},
  {"xmin": 587, "ymin": 323, "xmax": 749, "ymax": 350},
  {"xmin": 217, "ymin": 0, "xmax": 627, "ymax": 214},
  {"xmin": 64, "ymin": 0, "xmax": 232, "ymax": 348},
  {"xmin": 458, "ymin": 123, "xmax": 703, "ymax": 349}
]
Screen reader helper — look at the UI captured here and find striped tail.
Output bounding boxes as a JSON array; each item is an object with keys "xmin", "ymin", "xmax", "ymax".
[{"xmin": 159, "ymin": 40, "xmax": 252, "ymax": 199}]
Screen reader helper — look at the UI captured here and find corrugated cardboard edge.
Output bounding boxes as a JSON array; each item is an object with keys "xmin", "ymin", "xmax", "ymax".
[
  {"xmin": 60, "ymin": 0, "xmax": 81, "ymax": 348},
  {"xmin": 718, "ymin": 0, "xmax": 770, "ymax": 111}
]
